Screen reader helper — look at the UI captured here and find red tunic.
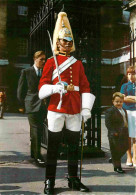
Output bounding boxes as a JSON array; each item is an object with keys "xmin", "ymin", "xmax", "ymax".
[{"xmin": 39, "ymin": 55, "xmax": 90, "ymax": 114}]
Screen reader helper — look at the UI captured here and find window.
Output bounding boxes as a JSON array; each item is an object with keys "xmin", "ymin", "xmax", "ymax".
[
  {"xmin": 18, "ymin": 6, "xmax": 28, "ymax": 16},
  {"xmin": 18, "ymin": 38, "xmax": 28, "ymax": 56}
]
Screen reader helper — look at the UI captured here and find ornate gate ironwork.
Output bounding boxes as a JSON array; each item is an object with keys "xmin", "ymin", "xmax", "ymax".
[
  {"xmin": 130, "ymin": 26, "xmax": 136, "ymax": 66},
  {"xmin": 30, "ymin": 0, "xmax": 102, "ymax": 155}
]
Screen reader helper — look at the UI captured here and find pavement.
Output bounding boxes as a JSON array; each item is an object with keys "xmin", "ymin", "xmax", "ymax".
[{"xmin": 0, "ymin": 113, "xmax": 135, "ymax": 195}]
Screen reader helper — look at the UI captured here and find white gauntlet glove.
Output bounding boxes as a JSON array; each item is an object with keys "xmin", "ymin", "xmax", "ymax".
[
  {"xmin": 81, "ymin": 93, "xmax": 96, "ymax": 122},
  {"xmin": 52, "ymin": 84, "xmax": 65, "ymax": 94},
  {"xmin": 39, "ymin": 83, "xmax": 67, "ymax": 99},
  {"xmin": 81, "ymin": 109, "xmax": 91, "ymax": 122}
]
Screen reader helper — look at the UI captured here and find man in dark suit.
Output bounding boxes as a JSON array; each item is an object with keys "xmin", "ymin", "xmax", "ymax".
[
  {"xmin": 17, "ymin": 51, "xmax": 46, "ymax": 165},
  {"xmin": 105, "ymin": 92, "xmax": 129, "ymax": 173}
]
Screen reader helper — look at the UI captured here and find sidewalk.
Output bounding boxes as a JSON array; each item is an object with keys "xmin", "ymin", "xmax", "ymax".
[{"xmin": 0, "ymin": 113, "xmax": 135, "ymax": 195}]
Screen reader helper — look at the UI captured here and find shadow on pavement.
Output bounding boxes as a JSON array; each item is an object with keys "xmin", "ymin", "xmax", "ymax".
[
  {"xmin": 91, "ymin": 185, "xmax": 135, "ymax": 193},
  {"xmin": 0, "ymin": 185, "xmax": 20, "ymax": 190},
  {"xmin": 1, "ymin": 191, "xmax": 40, "ymax": 195},
  {"xmin": 0, "ymin": 165, "xmax": 135, "ymax": 194},
  {"xmin": 55, "ymin": 186, "xmax": 87, "ymax": 194},
  {"xmin": 0, "ymin": 167, "xmax": 44, "ymax": 184},
  {"xmin": 0, "ymin": 151, "xmax": 30, "ymax": 162},
  {"xmin": 4, "ymin": 113, "xmax": 27, "ymax": 117}
]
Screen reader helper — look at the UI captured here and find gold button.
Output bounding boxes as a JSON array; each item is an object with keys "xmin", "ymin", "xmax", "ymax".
[
  {"xmin": 70, "ymin": 71, "xmax": 72, "ymax": 73},
  {"xmin": 70, "ymin": 80, "xmax": 73, "ymax": 82},
  {"xmin": 70, "ymin": 75, "xmax": 72, "ymax": 78},
  {"xmin": 70, "ymin": 67, "xmax": 72, "ymax": 69}
]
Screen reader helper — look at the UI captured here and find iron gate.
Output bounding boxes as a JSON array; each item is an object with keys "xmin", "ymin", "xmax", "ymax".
[
  {"xmin": 30, "ymin": 0, "xmax": 102, "ymax": 155},
  {"xmin": 130, "ymin": 26, "xmax": 136, "ymax": 66}
]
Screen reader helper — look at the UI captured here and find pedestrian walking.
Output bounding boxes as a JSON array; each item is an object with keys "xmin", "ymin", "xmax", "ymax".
[
  {"xmin": 0, "ymin": 88, "xmax": 6, "ymax": 119},
  {"xmin": 39, "ymin": 12, "xmax": 95, "ymax": 194},
  {"xmin": 120, "ymin": 65, "xmax": 136, "ymax": 167},
  {"xmin": 105, "ymin": 92, "xmax": 129, "ymax": 173},
  {"xmin": 17, "ymin": 51, "xmax": 47, "ymax": 166}
]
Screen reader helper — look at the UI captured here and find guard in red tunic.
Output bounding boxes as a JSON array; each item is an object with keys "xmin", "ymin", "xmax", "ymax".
[{"xmin": 39, "ymin": 12, "xmax": 95, "ymax": 195}]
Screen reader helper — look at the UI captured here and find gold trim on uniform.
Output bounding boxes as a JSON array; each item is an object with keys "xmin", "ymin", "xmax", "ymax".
[{"xmin": 58, "ymin": 51, "xmax": 70, "ymax": 56}]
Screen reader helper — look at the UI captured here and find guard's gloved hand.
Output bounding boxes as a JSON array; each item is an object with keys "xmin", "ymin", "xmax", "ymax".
[
  {"xmin": 39, "ymin": 82, "xmax": 68, "ymax": 99},
  {"xmin": 52, "ymin": 84, "xmax": 64, "ymax": 94},
  {"xmin": 81, "ymin": 108, "xmax": 91, "ymax": 122},
  {"xmin": 52, "ymin": 83, "xmax": 67, "ymax": 94}
]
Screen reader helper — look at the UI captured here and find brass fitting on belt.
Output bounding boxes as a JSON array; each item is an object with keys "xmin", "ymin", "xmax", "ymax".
[{"xmin": 67, "ymin": 84, "xmax": 74, "ymax": 91}]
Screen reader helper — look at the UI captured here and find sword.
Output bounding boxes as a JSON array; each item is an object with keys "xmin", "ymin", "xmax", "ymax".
[
  {"xmin": 47, "ymin": 30, "xmax": 67, "ymax": 109},
  {"xmin": 47, "ymin": 30, "xmax": 61, "ymax": 82}
]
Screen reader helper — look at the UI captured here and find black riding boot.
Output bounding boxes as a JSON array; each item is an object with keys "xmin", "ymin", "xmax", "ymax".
[
  {"xmin": 44, "ymin": 178, "xmax": 55, "ymax": 195},
  {"xmin": 65, "ymin": 129, "xmax": 90, "ymax": 192},
  {"xmin": 44, "ymin": 130, "xmax": 62, "ymax": 194},
  {"xmin": 67, "ymin": 176, "xmax": 90, "ymax": 192}
]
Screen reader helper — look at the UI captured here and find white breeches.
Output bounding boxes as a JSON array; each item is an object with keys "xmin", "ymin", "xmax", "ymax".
[
  {"xmin": 47, "ymin": 111, "xmax": 81, "ymax": 132},
  {"xmin": 127, "ymin": 110, "xmax": 136, "ymax": 138}
]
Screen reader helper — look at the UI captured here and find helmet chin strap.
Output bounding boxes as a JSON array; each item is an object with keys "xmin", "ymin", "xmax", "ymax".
[
  {"xmin": 58, "ymin": 41, "xmax": 67, "ymax": 49},
  {"xmin": 58, "ymin": 40, "xmax": 72, "ymax": 52}
]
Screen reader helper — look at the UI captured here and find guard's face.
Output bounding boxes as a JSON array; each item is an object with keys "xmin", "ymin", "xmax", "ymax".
[
  {"xmin": 34, "ymin": 55, "xmax": 46, "ymax": 69},
  {"xmin": 112, "ymin": 96, "xmax": 124, "ymax": 109},
  {"xmin": 127, "ymin": 72, "xmax": 136, "ymax": 82},
  {"xmin": 57, "ymin": 39, "xmax": 73, "ymax": 53}
]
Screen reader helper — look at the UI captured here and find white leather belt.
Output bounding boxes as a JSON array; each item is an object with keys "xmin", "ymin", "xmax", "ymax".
[
  {"xmin": 74, "ymin": 86, "xmax": 79, "ymax": 91},
  {"xmin": 57, "ymin": 85, "xmax": 79, "ymax": 110}
]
